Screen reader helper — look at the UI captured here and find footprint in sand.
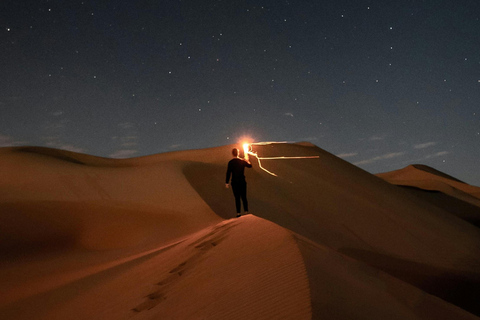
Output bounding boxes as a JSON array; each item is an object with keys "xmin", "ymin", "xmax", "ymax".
[{"xmin": 132, "ymin": 220, "xmax": 239, "ymax": 313}]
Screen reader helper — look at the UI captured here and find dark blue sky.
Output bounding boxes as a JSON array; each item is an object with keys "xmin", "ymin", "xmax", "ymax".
[{"xmin": 1, "ymin": 0, "xmax": 480, "ymax": 185}]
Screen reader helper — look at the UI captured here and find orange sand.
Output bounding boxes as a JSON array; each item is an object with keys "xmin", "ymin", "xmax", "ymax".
[{"xmin": 1, "ymin": 143, "xmax": 479, "ymax": 319}]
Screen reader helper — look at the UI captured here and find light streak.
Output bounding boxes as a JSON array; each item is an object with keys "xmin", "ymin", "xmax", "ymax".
[
  {"xmin": 246, "ymin": 150, "xmax": 278, "ymax": 177},
  {"xmin": 256, "ymin": 156, "xmax": 320, "ymax": 160},
  {"xmin": 242, "ymin": 141, "xmax": 320, "ymax": 177},
  {"xmin": 251, "ymin": 141, "xmax": 291, "ymax": 145}
]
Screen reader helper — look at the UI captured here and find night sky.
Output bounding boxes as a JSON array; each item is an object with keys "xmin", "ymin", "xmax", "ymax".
[{"xmin": 2, "ymin": 0, "xmax": 480, "ymax": 185}]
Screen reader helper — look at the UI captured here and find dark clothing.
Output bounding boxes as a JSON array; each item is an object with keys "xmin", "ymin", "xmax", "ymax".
[
  {"xmin": 231, "ymin": 181, "xmax": 248, "ymax": 213},
  {"xmin": 225, "ymin": 158, "xmax": 252, "ymax": 184},
  {"xmin": 226, "ymin": 158, "xmax": 252, "ymax": 214}
]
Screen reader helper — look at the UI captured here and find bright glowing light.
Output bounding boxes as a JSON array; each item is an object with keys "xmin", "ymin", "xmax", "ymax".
[
  {"xmin": 243, "ymin": 141, "xmax": 320, "ymax": 177},
  {"xmin": 258, "ymin": 156, "xmax": 320, "ymax": 160},
  {"xmin": 243, "ymin": 143, "xmax": 250, "ymax": 159}
]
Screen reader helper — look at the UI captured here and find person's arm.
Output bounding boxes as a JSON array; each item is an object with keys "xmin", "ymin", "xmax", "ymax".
[{"xmin": 244, "ymin": 159, "xmax": 252, "ymax": 168}]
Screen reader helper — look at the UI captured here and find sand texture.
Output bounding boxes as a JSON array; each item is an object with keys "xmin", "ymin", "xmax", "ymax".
[{"xmin": 1, "ymin": 143, "xmax": 479, "ymax": 319}]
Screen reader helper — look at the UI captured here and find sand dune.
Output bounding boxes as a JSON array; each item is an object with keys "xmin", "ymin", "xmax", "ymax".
[
  {"xmin": 377, "ymin": 164, "xmax": 480, "ymax": 201},
  {"xmin": 1, "ymin": 143, "xmax": 479, "ymax": 319},
  {"xmin": 377, "ymin": 165, "xmax": 480, "ymax": 227}
]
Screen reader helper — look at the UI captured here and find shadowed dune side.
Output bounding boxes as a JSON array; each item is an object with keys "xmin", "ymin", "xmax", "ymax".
[
  {"xmin": 336, "ymin": 247, "xmax": 480, "ymax": 317},
  {"xmin": 394, "ymin": 186, "xmax": 480, "ymax": 227},
  {"xmin": 296, "ymin": 235, "xmax": 479, "ymax": 320},
  {"xmin": 0, "ymin": 201, "xmax": 190, "ymax": 254},
  {"xmin": 183, "ymin": 162, "xmax": 235, "ymax": 220}
]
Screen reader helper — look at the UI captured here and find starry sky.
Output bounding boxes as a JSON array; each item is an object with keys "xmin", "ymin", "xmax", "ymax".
[{"xmin": 1, "ymin": 0, "xmax": 480, "ymax": 185}]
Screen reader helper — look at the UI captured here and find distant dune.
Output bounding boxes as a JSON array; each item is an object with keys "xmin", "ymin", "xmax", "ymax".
[
  {"xmin": 377, "ymin": 165, "xmax": 480, "ymax": 227},
  {"xmin": 377, "ymin": 164, "xmax": 480, "ymax": 200},
  {"xmin": 1, "ymin": 143, "xmax": 479, "ymax": 319}
]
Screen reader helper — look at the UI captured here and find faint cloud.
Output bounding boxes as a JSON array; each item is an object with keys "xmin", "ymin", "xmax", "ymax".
[
  {"xmin": 43, "ymin": 118, "xmax": 70, "ymax": 130},
  {"xmin": 369, "ymin": 136, "xmax": 384, "ymax": 141},
  {"xmin": 399, "ymin": 150, "xmax": 449, "ymax": 166},
  {"xmin": 51, "ymin": 110, "xmax": 64, "ymax": 117},
  {"xmin": 354, "ymin": 152, "xmax": 405, "ymax": 165},
  {"xmin": 336, "ymin": 152, "xmax": 358, "ymax": 159},
  {"xmin": 113, "ymin": 122, "xmax": 139, "ymax": 149},
  {"xmin": 42, "ymin": 136, "xmax": 85, "ymax": 153},
  {"xmin": 120, "ymin": 135, "xmax": 138, "ymax": 147},
  {"xmin": 414, "ymin": 142, "xmax": 437, "ymax": 149},
  {"xmin": 56, "ymin": 144, "xmax": 84, "ymax": 153},
  {"xmin": 425, "ymin": 151, "xmax": 449, "ymax": 159},
  {"xmin": 283, "ymin": 112, "xmax": 294, "ymax": 117},
  {"xmin": 109, "ymin": 149, "xmax": 138, "ymax": 159},
  {"xmin": 0, "ymin": 134, "xmax": 26, "ymax": 147},
  {"xmin": 169, "ymin": 144, "xmax": 182, "ymax": 149},
  {"xmin": 38, "ymin": 114, "xmax": 85, "ymax": 153}
]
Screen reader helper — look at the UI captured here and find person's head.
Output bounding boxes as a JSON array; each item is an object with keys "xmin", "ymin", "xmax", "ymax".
[{"xmin": 232, "ymin": 148, "xmax": 239, "ymax": 157}]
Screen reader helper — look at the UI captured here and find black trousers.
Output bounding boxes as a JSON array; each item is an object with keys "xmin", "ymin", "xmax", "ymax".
[{"xmin": 231, "ymin": 181, "xmax": 248, "ymax": 213}]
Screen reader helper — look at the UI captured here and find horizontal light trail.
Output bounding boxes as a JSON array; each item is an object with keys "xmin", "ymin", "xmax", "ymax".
[
  {"xmin": 244, "ymin": 142, "xmax": 320, "ymax": 177},
  {"xmin": 257, "ymin": 156, "xmax": 319, "ymax": 160},
  {"xmin": 250, "ymin": 141, "xmax": 290, "ymax": 145}
]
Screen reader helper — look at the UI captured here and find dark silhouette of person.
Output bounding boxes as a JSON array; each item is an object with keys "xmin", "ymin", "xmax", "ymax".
[{"xmin": 225, "ymin": 148, "xmax": 252, "ymax": 217}]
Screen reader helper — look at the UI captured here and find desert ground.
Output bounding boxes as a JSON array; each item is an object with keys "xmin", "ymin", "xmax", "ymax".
[{"xmin": 1, "ymin": 142, "xmax": 479, "ymax": 319}]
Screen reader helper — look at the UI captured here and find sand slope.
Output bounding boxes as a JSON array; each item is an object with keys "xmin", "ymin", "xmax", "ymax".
[
  {"xmin": 1, "ymin": 144, "xmax": 480, "ymax": 319},
  {"xmin": 377, "ymin": 165, "xmax": 480, "ymax": 227},
  {"xmin": 377, "ymin": 164, "xmax": 480, "ymax": 202},
  {"xmin": 0, "ymin": 216, "xmax": 312, "ymax": 320}
]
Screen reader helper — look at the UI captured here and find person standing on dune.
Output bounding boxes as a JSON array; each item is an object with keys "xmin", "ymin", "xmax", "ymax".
[{"xmin": 225, "ymin": 147, "xmax": 252, "ymax": 217}]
